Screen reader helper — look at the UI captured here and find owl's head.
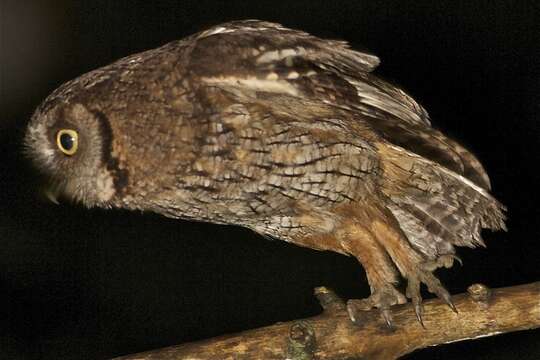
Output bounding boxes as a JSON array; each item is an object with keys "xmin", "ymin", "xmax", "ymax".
[{"xmin": 24, "ymin": 101, "xmax": 120, "ymax": 207}]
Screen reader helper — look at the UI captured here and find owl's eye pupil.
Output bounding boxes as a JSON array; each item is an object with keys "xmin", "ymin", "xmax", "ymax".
[
  {"xmin": 56, "ymin": 129, "xmax": 79, "ymax": 156},
  {"xmin": 60, "ymin": 133, "xmax": 74, "ymax": 150}
]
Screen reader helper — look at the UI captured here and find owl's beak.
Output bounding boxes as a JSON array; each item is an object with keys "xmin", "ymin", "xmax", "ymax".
[
  {"xmin": 44, "ymin": 188, "xmax": 60, "ymax": 205},
  {"xmin": 40, "ymin": 183, "xmax": 62, "ymax": 205}
]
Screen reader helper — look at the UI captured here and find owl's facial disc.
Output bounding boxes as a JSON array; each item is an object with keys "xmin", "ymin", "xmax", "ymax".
[{"xmin": 25, "ymin": 103, "xmax": 121, "ymax": 207}]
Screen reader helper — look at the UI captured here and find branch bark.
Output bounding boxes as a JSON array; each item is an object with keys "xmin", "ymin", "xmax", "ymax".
[{"xmin": 113, "ymin": 282, "xmax": 540, "ymax": 360}]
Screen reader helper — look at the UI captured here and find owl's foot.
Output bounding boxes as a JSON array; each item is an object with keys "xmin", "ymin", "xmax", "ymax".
[
  {"xmin": 404, "ymin": 255, "xmax": 459, "ymax": 327},
  {"xmin": 423, "ymin": 254, "xmax": 462, "ymax": 271},
  {"xmin": 346, "ymin": 284, "xmax": 407, "ymax": 328}
]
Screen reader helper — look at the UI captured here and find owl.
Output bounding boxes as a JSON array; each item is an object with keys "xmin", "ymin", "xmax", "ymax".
[{"xmin": 24, "ymin": 20, "xmax": 506, "ymax": 326}]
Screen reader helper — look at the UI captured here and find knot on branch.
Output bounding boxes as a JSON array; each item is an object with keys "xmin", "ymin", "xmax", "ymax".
[
  {"xmin": 314, "ymin": 286, "xmax": 346, "ymax": 313},
  {"xmin": 467, "ymin": 283, "xmax": 492, "ymax": 303},
  {"xmin": 286, "ymin": 321, "xmax": 316, "ymax": 360}
]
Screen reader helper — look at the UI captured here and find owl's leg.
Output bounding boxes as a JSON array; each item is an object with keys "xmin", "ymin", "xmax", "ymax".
[
  {"xmin": 369, "ymin": 213, "xmax": 458, "ymax": 326},
  {"xmin": 339, "ymin": 220, "xmax": 407, "ymax": 327}
]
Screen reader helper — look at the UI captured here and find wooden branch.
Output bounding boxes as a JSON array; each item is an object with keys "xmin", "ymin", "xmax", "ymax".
[{"xmin": 113, "ymin": 282, "xmax": 540, "ymax": 360}]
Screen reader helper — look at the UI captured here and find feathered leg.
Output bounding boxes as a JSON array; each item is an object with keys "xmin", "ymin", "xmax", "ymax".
[{"xmin": 338, "ymin": 213, "xmax": 407, "ymax": 327}]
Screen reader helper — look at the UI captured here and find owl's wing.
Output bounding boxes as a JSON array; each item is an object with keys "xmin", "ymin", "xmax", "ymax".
[
  {"xmin": 188, "ymin": 20, "xmax": 428, "ymax": 125},
  {"xmin": 186, "ymin": 20, "xmax": 491, "ymax": 190}
]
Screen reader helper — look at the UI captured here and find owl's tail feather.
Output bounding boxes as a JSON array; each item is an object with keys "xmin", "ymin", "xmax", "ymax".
[{"xmin": 377, "ymin": 142, "xmax": 507, "ymax": 260}]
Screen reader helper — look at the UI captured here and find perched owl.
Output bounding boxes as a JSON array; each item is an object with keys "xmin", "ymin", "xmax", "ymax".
[{"xmin": 25, "ymin": 20, "xmax": 506, "ymax": 326}]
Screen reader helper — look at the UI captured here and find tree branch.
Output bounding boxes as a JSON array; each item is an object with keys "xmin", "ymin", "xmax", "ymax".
[{"xmin": 113, "ymin": 282, "xmax": 540, "ymax": 360}]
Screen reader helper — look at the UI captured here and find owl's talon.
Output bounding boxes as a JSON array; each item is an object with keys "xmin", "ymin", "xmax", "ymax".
[
  {"xmin": 422, "ymin": 272, "xmax": 457, "ymax": 313},
  {"xmin": 381, "ymin": 308, "xmax": 394, "ymax": 329},
  {"xmin": 442, "ymin": 292, "xmax": 458, "ymax": 313},
  {"xmin": 347, "ymin": 285, "xmax": 406, "ymax": 328},
  {"xmin": 414, "ymin": 302, "xmax": 425, "ymax": 328},
  {"xmin": 405, "ymin": 262, "xmax": 458, "ymax": 322},
  {"xmin": 406, "ymin": 277, "xmax": 424, "ymax": 327},
  {"xmin": 422, "ymin": 254, "xmax": 460, "ymax": 271}
]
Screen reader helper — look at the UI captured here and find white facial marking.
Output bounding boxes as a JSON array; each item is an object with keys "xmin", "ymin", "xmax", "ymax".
[
  {"xmin": 95, "ymin": 169, "xmax": 116, "ymax": 202},
  {"xmin": 27, "ymin": 122, "xmax": 56, "ymax": 166}
]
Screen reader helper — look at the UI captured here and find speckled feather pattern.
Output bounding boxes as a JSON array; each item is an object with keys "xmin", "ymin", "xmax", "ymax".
[{"xmin": 24, "ymin": 20, "xmax": 506, "ymax": 320}]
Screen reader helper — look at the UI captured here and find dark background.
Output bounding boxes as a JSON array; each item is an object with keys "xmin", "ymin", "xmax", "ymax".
[{"xmin": 1, "ymin": 1, "xmax": 539, "ymax": 359}]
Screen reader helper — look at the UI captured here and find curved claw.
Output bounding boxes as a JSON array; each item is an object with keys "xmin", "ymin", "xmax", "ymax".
[
  {"xmin": 427, "ymin": 277, "xmax": 458, "ymax": 313},
  {"xmin": 440, "ymin": 291, "xmax": 458, "ymax": 313},
  {"xmin": 406, "ymin": 277, "xmax": 425, "ymax": 327},
  {"xmin": 453, "ymin": 255, "xmax": 463, "ymax": 267},
  {"xmin": 381, "ymin": 308, "xmax": 394, "ymax": 329},
  {"xmin": 414, "ymin": 301, "xmax": 425, "ymax": 328}
]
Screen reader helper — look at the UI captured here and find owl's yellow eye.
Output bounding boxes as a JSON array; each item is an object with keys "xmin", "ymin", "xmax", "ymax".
[{"xmin": 56, "ymin": 129, "xmax": 79, "ymax": 156}]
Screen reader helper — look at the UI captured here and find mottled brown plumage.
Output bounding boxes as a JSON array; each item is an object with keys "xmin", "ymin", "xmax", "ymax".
[{"xmin": 24, "ymin": 20, "xmax": 506, "ymax": 325}]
